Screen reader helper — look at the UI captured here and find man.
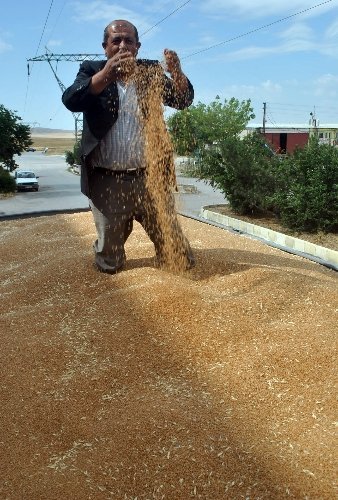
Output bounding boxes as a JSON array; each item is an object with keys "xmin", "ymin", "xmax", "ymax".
[{"xmin": 62, "ymin": 19, "xmax": 195, "ymax": 274}]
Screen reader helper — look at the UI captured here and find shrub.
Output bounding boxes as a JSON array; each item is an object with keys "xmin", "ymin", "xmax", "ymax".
[
  {"xmin": 64, "ymin": 150, "xmax": 75, "ymax": 166},
  {"xmin": 0, "ymin": 167, "xmax": 16, "ymax": 193},
  {"xmin": 199, "ymin": 132, "xmax": 279, "ymax": 215},
  {"xmin": 272, "ymin": 138, "xmax": 338, "ymax": 232},
  {"xmin": 64, "ymin": 141, "xmax": 81, "ymax": 167}
]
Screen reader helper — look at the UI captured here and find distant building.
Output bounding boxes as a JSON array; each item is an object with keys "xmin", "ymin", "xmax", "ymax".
[
  {"xmin": 246, "ymin": 124, "xmax": 338, "ymax": 154},
  {"xmin": 313, "ymin": 126, "xmax": 338, "ymax": 146}
]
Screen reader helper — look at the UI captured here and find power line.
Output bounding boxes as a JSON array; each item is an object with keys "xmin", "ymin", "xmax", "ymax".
[
  {"xmin": 23, "ymin": 0, "xmax": 55, "ymax": 118},
  {"xmin": 182, "ymin": 0, "xmax": 333, "ymax": 59},
  {"xmin": 268, "ymin": 102, "xmax": 319, "ymax": 109},
  {"xmin": 140, "ymin": 0, "xmax": 192, "ymax": 36},
  {"xmin": 267, "ymin": 103, "xmax": 338, "ymax": 118},
  {"xmin": 268, "ymin": 101, "xmax": 338, "ymax": 112},
  {"xmin": 266, "ymin": 111, "xmax": 278, "ymax": 126},
  {"xmin": 33, "ymin": 0, "xmax": 55, "ymax": 59},
  {"xmin": 45, "ymin": 0, "xmax": 68, "ymax": 45}
]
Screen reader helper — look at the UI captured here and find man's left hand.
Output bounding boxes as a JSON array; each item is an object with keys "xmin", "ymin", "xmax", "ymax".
[{"xmin": 163, "ymin": 49, "xmax": 182, "ymax": 76}]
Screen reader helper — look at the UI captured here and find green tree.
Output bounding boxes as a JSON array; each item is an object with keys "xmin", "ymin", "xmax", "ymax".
[
  {"xmin": 167, "ymin": 97, "xmax": 255, "ymax": 155},
  {"xmin": 0, "ymin": 105, "xmax": 32, "ymax": 171},
  {"xmin": 166, "ymin": 107, "xmax": 198, "ymax": 155}
]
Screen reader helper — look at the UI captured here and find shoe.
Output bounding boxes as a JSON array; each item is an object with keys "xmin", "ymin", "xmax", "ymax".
[{"xmin": 92, "ymin": 262, "xmax": 124, "ymax": 274}]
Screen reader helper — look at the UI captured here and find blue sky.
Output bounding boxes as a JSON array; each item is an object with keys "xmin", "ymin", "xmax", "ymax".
[{"xmin": 1, "ymin": 0, "xmax": 338, "ymax": 131}]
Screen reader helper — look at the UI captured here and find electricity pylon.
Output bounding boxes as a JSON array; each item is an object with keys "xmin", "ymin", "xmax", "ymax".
[{"xmin": 27, "ymin": 50, "xmax": 102, "ymax": 142}]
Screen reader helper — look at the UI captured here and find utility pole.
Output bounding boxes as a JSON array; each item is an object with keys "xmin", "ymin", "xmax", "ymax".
[
  {"xmin": 27, "ymin": 50, "xmax": 102, "ymax": 142},
  {"xmin": 309, "ymin": 108, "xmax": 319, "ymax": 139},
  {"xmin": 263, "ymin": 102, "xmax": 267, "ymax": 134}
]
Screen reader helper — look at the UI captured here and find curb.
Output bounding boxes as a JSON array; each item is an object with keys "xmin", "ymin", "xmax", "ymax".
[
  {"xmin": 200, "ymin": 206, "xmax": 338, "ymax": 272},
  {"xmin": 0, "ymin": 207, "xmax": 90, "ymax": 221}
]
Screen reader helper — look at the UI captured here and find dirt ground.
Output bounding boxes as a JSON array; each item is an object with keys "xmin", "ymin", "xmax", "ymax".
[
  {"xmin": 31, "ymin": 136, "xmax": 76, "ymax": 155},
  {"xmin": 0, "ymin": 212, "xmax": 337, "ymax": 499}
]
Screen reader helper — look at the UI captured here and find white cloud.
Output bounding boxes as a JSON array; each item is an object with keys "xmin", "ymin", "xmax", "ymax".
[
  {"xmin": 262, "ymin": 80, "xmax": 282, "ymax": 92},
  {"xmin": 315, "ymin": 73, "xmax": 338, "ymax": 85},
  {"xmin": 325, "ymin": 18, "xmax": 338, "ymax": 39},
  {"xmin": 46, "ymin": 39, "xmax": 62, "ymax": 48},
  {"xmin": 199, "ymin": 81, "xmax": 281, "ymax": 102},
  {"xmin": 200, "ymin": 0, "xmax": 335, "ymax": 19},
  {"xmin": 280, "ymin": 37, "xmax": 315, "ymax": 53},
  {"xmin": 223, "ymin": 45, "xmax": 276, "ymax": 60},
  {"xmin": 72, "ymin": 1, "xmax": 153, "ymax": 33},
  {"xmin": 141, "ymin": 0, "xmax": 185, "ymax": 13},
  {"xmin": 313, "ymin": 73, "xmax": 338, "ymax": 97},
  {"xmin": 279, "ymin": 22, "xmax": 313, "ymax": 40},
  {"xmin": 199, "ymin": 35, "xmax": 218, "ymax": 45},
  {"xmin": 202, "ymin": 36, "xmax": 314, "ymax": 63},
  {"xmin": 191, "ymin": 23, "xmax": 336, "ymax": 64},
  {"xmin": 0, "ymin": 37, "xmax": 12, "ymax": 54},
  {"xmin": 185, "ymin": 1, "xmax": 332, "ymax": 62}
]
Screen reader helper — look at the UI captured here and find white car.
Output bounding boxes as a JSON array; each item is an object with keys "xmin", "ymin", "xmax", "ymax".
[{"xmin": 15, "ymin": 170, "xmax": 39, "ymax": 192}]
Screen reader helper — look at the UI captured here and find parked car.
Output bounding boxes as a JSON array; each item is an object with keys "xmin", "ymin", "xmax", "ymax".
[
  {"xmin": 15, "ymin": 170, "xmax": 39, "ymax": 191},
  {"xmin": 26, "ymin": 147, "xmax": 36, "ymax": 152}
]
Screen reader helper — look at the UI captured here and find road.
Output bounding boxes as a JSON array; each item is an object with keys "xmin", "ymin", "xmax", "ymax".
[
  {"xmin": 0, "ymin": 152, "xmax": 227, "ymax": 218},
  {"xmin": 0, "ymin": 152, "xmax": 88, "ymax": 217}
]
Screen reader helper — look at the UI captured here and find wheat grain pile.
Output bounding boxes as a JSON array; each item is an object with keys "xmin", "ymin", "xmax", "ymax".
[{"xmin": 0, "ymin": 212, "xmax": 337, "ymax": 499}]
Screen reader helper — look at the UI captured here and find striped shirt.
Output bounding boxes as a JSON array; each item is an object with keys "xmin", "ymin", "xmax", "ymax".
[{"xmin": 92, "ymin": 82, "xmax": 145, "ymax": 170}]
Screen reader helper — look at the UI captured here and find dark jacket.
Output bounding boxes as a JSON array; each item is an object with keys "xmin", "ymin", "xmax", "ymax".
[{"xmin": 62, "ymin": 59, "xmax": 194, "ymax": 197}]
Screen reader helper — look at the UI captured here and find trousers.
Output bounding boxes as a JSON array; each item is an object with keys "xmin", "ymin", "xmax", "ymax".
[{"xmin": 88, "ymin": 168, "xmax": 194, "ymax": 273}]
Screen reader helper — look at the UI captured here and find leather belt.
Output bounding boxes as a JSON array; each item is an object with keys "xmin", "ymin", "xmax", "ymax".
[{"xmin": 94, "ymin": 167, "xmax": 145, "ymax": 176}]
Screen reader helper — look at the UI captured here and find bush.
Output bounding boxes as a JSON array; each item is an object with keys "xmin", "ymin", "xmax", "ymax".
[
  {"xmin": 190, "ymin": 132, "xmax": 337, "ymax": 234},
  {"xmin": 65, "ymin": 141, "xmax": 81, "ymax": 167},
  {"xmin": 64, "ymin": 150, "xmax": 75, "ymax": 166},
  {"xmin": 199, "ymin": 132, "xmax": 279, "ymax": 215},
  {"xmin": 0, "ymin": 167, "xmax": 16, "ymax": 193},
  {"xmin": 272, "ymin": 138, "xmax": 338, "ymax": 232}
]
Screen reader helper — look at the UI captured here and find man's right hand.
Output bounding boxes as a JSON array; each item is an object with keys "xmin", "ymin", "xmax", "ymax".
[
  {"xmin": 90, "ymin": 50, "xmax": 136, "ymax": 94},
  {"xmin": 105, "ymin": 50, "xmax": 136, "ymax": 80}
]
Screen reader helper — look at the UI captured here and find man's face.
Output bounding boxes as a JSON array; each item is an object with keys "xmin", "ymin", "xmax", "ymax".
[{"xmin": 103, "ymin": 22, "xmax": 140, "ymax": 59}]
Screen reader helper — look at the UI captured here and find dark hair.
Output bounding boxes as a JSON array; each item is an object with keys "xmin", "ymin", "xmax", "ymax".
[{"xmin": 103, "ymin": 20, "xmax": 139, "ymax": 46}]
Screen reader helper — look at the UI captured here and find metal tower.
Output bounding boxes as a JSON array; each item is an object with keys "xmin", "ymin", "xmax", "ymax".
[{"xmin": 27, "ymin": 50, "xmax": 103, "ymax": 142}]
